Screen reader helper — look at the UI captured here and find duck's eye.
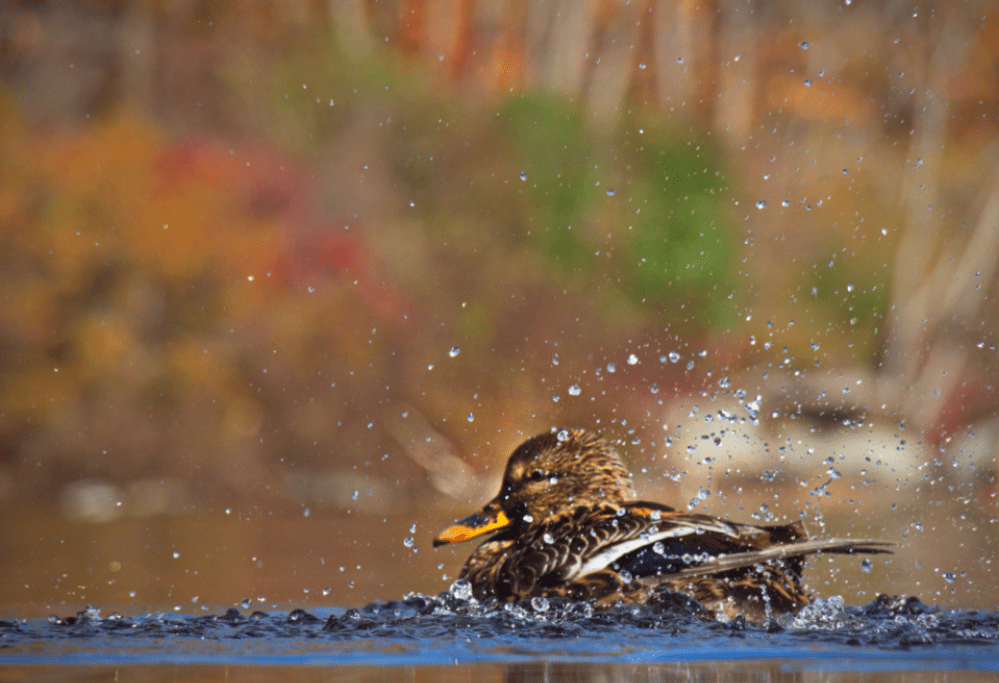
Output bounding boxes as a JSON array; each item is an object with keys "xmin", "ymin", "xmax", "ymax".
[{"xmin": 528, "ymin": 470, "xmax": 548, "ymax": 482}]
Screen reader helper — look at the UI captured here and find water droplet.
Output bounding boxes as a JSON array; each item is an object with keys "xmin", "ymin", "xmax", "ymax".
[
  {"xmin": 410, "ymin": 523, "xmax": 417, "ymax": 533},
  {"xmin": 668, "ymin": 351, "xmax": 680, "ymax": 363},
  {"xmin": 241, "ymin": 598, "xmax": 251, "ymax": 609},
  {"xmin": 619, "ymin": 569, "xmax": 633, "ymax": 584},
  {"xmin": 173, "ymin": 552, "xmax": 180, "ymax": 559},
  {"xmin": 519, "ymin": 172, "xmax": 527, "ymax": 181},
  {"xmin": 804, "ymin": 79, "xmax": 812, "ymax": 87},
  {"xmin": 943, "ymin": 572, "xmax": 956, "ymax": 584},
  {"xmin": 322, "ymin": 588, "xmax": 331, "ymax": 596},
  {"xmin": 303, "ymin": 508, "xmax": 310, "ymax": 518},
  {"xmin": 449, "ymin": 346, "xmax": 461, "ymax": 357},
  {"xmin": 686, "ymin": 360, "xmax": 695, "ymax": 370},
  {"xmin": 650, "ymin": 383, "xmax": 659, "ymax": 394},
  {"xmin": 351, "ymin": 490, "xmax": 359, "ymax": 500},
  {"xmin": 627, "ymin": 354, "xmax": 639, "ymax": 365},
  {"xmin": 523, "ymin": 514, "xmax": 535, "ymax": 523},
  {"xmin": 606, "ymin": 188, "xmax": 616, "ymax": 196},
  {"xmin": 467, "ymin": 412, "xmax": 474, "ymax": 422},
  {"xmin": 552, "ymin": 353, "xmax": 559, "ymax": 365},
  {"xmin": 568, "ymin": 385, "xmax": 581, "ymax": 396},
  {"xmin": 531, "ymin": 596, "xmax": 549, "ymax": 611},
  {"xmin": 450, "ymin": 579, "xmax": 473, "ymax": 600},
  {"xmin": 756, "ymin": 200, "xmax": 767, "ymax": 209},
  {"xmin": 543, "ymin": 533, "xmax": 554, "ymax": 544},
  {"xmin": 556, "ymin": 429, "xmax": 569, "ymax": 442},
  {"xmin": 688, "ymin": 488, "xmax": 710, "ymax": 509},
  {"xmin": 781, "ymin": 199, "xmax": 790, "ymax": 207},
  {"xmin": 607, "ymin": 363, "xmax": 616, "ymax": 373},
  {"xmin": 403, "ymin": 536, "xmax": 415, "ymax": 548},
  {"xmin": 800, "ymin": 42, "xmax": 809, "ymax": 49}
]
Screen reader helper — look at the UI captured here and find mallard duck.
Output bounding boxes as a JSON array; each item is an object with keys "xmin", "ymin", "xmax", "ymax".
[{"xmin": 433, "ymin": 429, "xmax": 893, "ymax": 621}]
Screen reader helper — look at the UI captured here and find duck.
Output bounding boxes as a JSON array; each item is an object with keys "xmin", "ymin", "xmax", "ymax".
[{"xmin": 433, "ymin": 429, "xmax": 893, "ymax": 621}]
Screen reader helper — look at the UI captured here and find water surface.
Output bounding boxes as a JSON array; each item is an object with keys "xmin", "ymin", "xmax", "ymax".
[{"xmin": 2, "ymin": 589, "xmax": 997, "ymax": 681}]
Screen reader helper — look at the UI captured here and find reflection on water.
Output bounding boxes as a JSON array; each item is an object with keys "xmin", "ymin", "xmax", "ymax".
[{"xmin": 1, "ymin": 663, "xmax": 995, "ymax": 683}]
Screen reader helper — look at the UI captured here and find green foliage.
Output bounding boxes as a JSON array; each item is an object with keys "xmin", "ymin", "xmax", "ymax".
[
  {"xmin": 492, "ymin": 96, "xmax": 736, "ymax": 327},
  {"xmin": 626, "ymin": 131, "xmax": 733, "ymax": 318},
  {"xmin": 499, "ymin": 93, "xmax": 594, "ymax": 267},
  {"xmin": 806, "ymin": 261, "xmax": 890, "ymax": 363}
]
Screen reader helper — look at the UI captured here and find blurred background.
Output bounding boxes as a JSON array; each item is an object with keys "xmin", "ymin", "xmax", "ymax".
[{"xmin": 0, "ymin": 0, "xmax": 997, "ymax": 619}]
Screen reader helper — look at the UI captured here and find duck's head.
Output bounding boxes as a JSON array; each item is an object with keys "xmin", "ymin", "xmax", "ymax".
[{"xmin": 433, "ymin": 429, "xmax": 635, "ymax": 547}]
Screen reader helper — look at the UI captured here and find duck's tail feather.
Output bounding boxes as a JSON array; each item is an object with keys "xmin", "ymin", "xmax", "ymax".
[{"xmin": 637, "ymin": 538, "xmax": 895, "ymax": 584}]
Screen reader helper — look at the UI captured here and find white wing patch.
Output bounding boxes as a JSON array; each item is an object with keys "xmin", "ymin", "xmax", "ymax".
[{"xmin": 567, "ymin": 527, "xmax": 699, "ymax": 581}]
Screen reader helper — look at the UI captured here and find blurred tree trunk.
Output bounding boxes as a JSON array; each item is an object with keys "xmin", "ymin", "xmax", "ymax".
[
  {"xmin": 527, "ymin": 0, "xmax": 598, "ymax": 97},
  {"xmin": 879, "ymin": 8, "xmax": 994, "ymax": 438},
  {"xmin": 652, "ymin": 0, "xmax": 703, "ymax": 119},
  {"xmin": 713, "ymin": 2, "xmax": 757, "ymax": 147}
]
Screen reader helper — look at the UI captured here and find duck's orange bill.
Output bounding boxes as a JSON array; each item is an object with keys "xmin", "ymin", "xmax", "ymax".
[{"xmin": 433, "ymin": 507, "xmax": 510, "ymax": 547}]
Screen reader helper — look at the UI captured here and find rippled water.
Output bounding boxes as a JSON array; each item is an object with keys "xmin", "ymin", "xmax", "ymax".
[{"xmin": 3, "ymin": 588, "xmax": 997, "ymax": 681}]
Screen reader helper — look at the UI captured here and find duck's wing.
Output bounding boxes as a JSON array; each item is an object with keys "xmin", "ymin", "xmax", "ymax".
[
  {"xmin": 499, "ymin": 503, "xmax": 748, "ymax": 598},
  {"xmin": 499, "ymin": 503, "xmax": 893, "ymax": 600},
  {"xmin": 636, "ymin": 536, "xmax": 895, "ymax": 584}
]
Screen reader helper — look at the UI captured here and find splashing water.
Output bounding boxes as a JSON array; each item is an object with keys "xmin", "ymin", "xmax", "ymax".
[{"xmin": 9, "ymin": 592, "xmax": 997, "ymax": 667}]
